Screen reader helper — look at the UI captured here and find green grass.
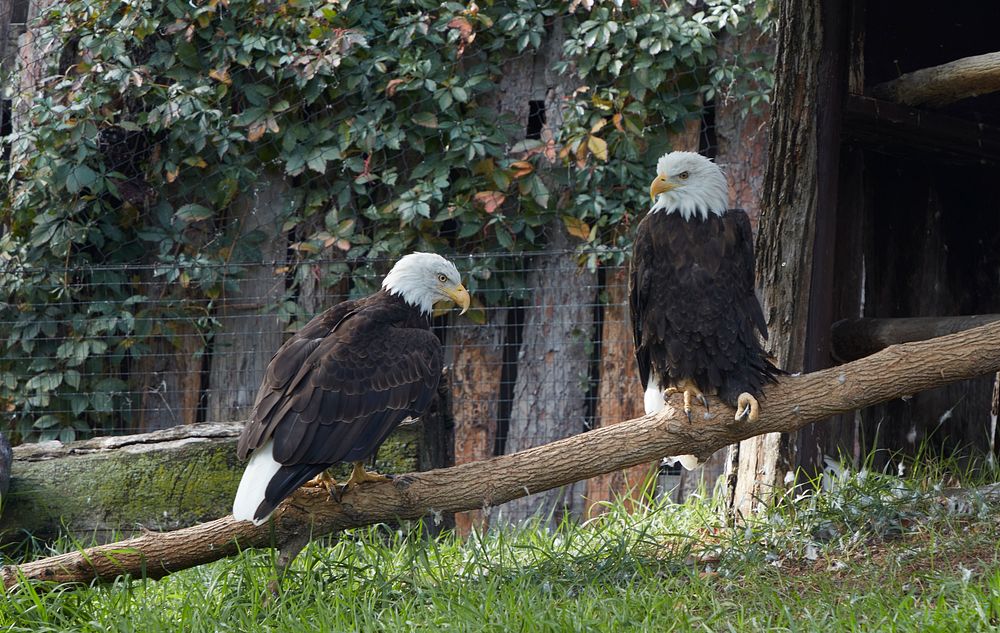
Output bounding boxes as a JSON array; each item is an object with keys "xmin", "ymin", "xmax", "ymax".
[{"xmin": 3, "ymin": 458, "xmax": 1000, "ymax": 632}]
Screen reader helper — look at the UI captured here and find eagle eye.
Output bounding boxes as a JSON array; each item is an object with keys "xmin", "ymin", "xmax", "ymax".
[
  {"xmin": 437, "ymin": 273, "xmax": 448, "ymax": 283},
  {"xmin": 678, "ymin": 171, "xmax": 690, "ymax": 180}
]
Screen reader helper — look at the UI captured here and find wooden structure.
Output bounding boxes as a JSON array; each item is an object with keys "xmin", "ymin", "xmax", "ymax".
[{"xmin": 732, "ymin": 0, "xmax": 1000, "ymax": 513}]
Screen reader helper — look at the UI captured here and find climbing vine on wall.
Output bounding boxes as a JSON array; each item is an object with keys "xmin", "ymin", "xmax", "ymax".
[{"xmin": 0, "ymin": 0, "xmax": 772, "ymax": 440}]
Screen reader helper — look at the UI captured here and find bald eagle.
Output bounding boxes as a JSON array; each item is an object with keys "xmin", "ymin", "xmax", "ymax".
[
  {"xmin": 233, "ymin": 252, "xmax": 470, "ymax": 524},
  {"xmin": 629, "ymin": 151, "xmax": 779, "ymax": 470}
]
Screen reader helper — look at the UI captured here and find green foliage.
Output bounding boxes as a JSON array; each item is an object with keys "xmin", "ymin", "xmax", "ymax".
[{"xmin": 0, "ymin": 0, "xmax": 772, "ymax": 438}]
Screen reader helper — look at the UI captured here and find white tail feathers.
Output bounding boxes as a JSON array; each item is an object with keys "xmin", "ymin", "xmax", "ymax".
[
  {"xmin": 645, "ymin": 377, "xmax": 700, "ymax": 471},
  {"xmin": 232, "ymin": 439, "xmax": 282, "ymax": 525}
]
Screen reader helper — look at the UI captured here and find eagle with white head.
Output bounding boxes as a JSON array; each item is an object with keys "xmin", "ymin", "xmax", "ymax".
[
  {"xmin": 233, "ymin": 252, "xmax": 470, "ymax": 524},
  {"xmin": 629, "ymin": 151, "xmax": 779, "ymax": 470}
]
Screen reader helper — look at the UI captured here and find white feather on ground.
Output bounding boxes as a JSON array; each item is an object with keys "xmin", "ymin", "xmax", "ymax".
[{"xmin": 232, "ymin": 439, "xmax": 282, "ymax": 525}]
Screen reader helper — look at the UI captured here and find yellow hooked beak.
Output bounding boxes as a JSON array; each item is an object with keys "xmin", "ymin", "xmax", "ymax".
[
  {"xmin": 649, "ymin": 174, "xmax": 675, "ymax": 201},
  {"xmin": 442, "ymin": 283, "xmax": 471, "ymax": 315}
]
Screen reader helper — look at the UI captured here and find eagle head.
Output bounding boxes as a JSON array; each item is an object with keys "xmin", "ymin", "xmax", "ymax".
[
  {"xmin": 382, "ymin": 252, "xmax": 470, "ymax": 316},
  {"xmin": 648, "ymin": 151, "xmax": 729, "ymax": 221}
]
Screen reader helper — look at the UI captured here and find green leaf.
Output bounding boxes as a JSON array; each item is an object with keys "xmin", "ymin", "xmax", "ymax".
[
  {"xmin": 66, "ymin": 165, "xmax": 97, "ymax": 194},
  {"xmin": 33, "ymin": 414, "xmax": 61, "ymax": 429},
  {"xmin": 174, "ymin": 204, "xmax": 214, "ymax": 223},
  {"xmin": 412, "ymin": 112, "xmax": 439, "ymax": 129}
]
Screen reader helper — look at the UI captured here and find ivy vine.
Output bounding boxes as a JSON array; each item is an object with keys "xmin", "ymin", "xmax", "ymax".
[{"xmin": 0, "ymin": 0, "xmax": 772, "ymax": 441}]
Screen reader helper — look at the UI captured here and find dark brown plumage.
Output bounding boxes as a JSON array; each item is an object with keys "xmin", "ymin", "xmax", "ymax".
[
  {"xmin": 235, "ymin": 291, "xmax": 441, "ymax": 520},
  {"xmin": 629, "ymin": 209, "xmax": 778, "ymax": 408},
  {"xmin": 232, "ymin": 252, "xmax": 469, "ymax": 524}
]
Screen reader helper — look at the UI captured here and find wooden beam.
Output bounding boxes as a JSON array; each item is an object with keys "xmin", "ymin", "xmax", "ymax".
[
  {"xmin": 6, "ymin": 319, "xmax": 1000, "ymax": 590},
  {"xmin": 831, "ymin": 315, "xmax": 1000, "ymax": 362},
  {"xmin": 843, "ymin": 94, "xmax": 1000, "ymax": 163},
  {"xmin": 872, "ymin": 52, "xmax": 1000, "ymax": 108}
]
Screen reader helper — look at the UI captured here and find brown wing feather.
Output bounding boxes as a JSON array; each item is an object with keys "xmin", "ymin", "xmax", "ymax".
[{"xmin": 236, "ymin": 292, "xmax": 441, "ymax": 467}]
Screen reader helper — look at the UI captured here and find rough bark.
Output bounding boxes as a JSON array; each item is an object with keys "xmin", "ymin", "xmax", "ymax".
[
  {"xmin": 8, "ymin": 0, "xmax": 58, "ymax": 161},
  {"xmin": 731, "ymin": 0, "xmax": 845, "ymax": 517},
  {"xmin": 584, "ymin": 268, "xmax": 651, "ymax": 518},
  {"xmin": 501, "ymin": 225, "xmax": 597, "ymax": 524},
  {"xmin": 0, "ymin": 422, "xmax": 422, "ymax": 545},
  {"xmin": 205, "ymin": 172, "xmax": 290, "ymax": 424},
  {"xmin": 450, "ymin": 320, "xmax": 504, "ymax": 534},
  {"xmin": 872, "ymin": 52, "xmax": 1000, "ymax": 108},
  {"xmin": 134, "ymin": 310, "xmax": 204, "ymax": 431},
  {"xmin": 495, "ymin": 16, "xmax": 595, "ymax": 525},
  {"xmin": 6, "ymin": 320, "xmax": 1000, "ymax": 590},
  {"xmin": 715, "ymin": 26, "xmax": 774, "ymax": 229},
  {"xmin": 712, "ymin": 24, "xmax": 775, "ymax": 503},
  {"xmin": 832, "ymin": 315, "xmax": 1000, "ymax": 363},
  {"xmin": 0, "ymin": 424, "xmax": 245, "ymax": 542}
]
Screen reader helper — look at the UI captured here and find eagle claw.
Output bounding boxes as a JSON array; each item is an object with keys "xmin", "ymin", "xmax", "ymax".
[
  {"xmin": 345, "ymin": 461, "xmax": 393, "ymax": 488},
  {"xmin": 735, "ymin": 393, "xmax": 760, "ymax": 422}
]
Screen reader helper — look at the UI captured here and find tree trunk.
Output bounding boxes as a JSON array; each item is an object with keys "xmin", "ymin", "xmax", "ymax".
[
  {"xmin": 134, "ymin": 304, "xmax": 205, "ymax": 432},
  {"xmin": 7, "ymin": 319, "xmax": 1000, "ymax": 589},
  {"xmin": 715, "ymin": 28, "xmax": 774, "ymax": 229},
  {"xmin": 9, "ymin": 0, "xmax": 58, "ymax": 158},
  {"xmin": 206, "ymin": 172, "xmax": 290, "ymax": 424},
  {"xmin": 501, "ymin": 226, "xmax": 597, "ymax": 524},
  {"xmin": 450, "ymin": 319, "xmax": 504, "ymax": 534},
  {"xmin": 492, "ymin": 16, "xmax": 596, "ymax": 525},
  {"xmin": 706, "ymin": 24, "xmax": 775, "ymax": 503},
  {"xmin": 730, "ymin": 0, "xmax": 847, "ymax": 517},
  {"xmin": 584, "ymin": 268, "xmax": 652, "ymax": 518}
]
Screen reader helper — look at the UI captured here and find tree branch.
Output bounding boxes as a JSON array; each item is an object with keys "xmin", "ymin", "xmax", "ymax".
[
  {"xmin": 872, "ymin": 51, "xmax": 1000, "ymax": 107},
  {"xmin": 5, "ymin": 321, "xmax": 1000, "ymax": 591}
]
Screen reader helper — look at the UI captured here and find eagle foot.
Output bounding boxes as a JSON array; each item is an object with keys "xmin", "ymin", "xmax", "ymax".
[
  {"xmin": 668, "ymin": 386, "xmax": 708, "ymax": 423},
  {"xmin": 735, "ymin": 393, "xmax": 760, "ymax": 422},
  {"xmin": 305, "ymin": 470, "xmax": 340, "ymax": 500},
  {"xmin": 345, "ymin": 461, "xmax": 393, "ymax": 488}
]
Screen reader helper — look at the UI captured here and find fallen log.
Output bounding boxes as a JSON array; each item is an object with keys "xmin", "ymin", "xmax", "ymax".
[
  {"xmin": 872, "ymin": 51, "xmax": 1000, "ymax": 107},
  {"xmin": 0, "ymin": 424, "xmax": 244, "ymax": 544},
  {"xmin": 0, "ymin": 421, "xmax": 422, "ymax": 545},
  {"xmin": 831, "ymin": 314, "xmax": 1000, "ymax": 362},
  {"xmin": 4, "ymin": 320, "xmax": 1000, "ymax": 591}
]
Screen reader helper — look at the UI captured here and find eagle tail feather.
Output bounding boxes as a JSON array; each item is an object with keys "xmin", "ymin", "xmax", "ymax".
[{"xmin": 233, "ymin": 439, "xmax": 287, "ymax": 525}]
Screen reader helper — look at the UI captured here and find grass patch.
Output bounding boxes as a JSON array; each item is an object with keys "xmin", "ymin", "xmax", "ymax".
[{"xmin": 3, "ymin": 459, "xmax": 1000, "ymax": 632}]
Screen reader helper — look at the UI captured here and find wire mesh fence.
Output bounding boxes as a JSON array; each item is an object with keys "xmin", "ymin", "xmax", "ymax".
[
  {"xmin": 1, "ymin": 249, "xmax": 638, "ymax": 446},
  {"xmin": 0, "ymin": 0, "xmax": 774, "ymax": 472}
]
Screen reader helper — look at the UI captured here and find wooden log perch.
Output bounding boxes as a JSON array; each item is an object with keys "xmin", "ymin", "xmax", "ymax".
[
  {"xmin": 872, "ymin": 51, "xmax": 1000, "ymax": 107},
  {"xmin": 5, "ymin": 320, "xmax": 1000, "ymax": 591},
  {"xmin": 832, "ymin": 315, "xmax": 1000, "ymax": 362}
]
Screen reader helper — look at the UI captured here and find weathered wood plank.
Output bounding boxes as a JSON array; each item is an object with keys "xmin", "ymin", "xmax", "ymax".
[
  {"xmin": 843, "ymin": 95, "xmax": 1000, "ymax": 163},
  {"xmin": 832, "ymin": 315, "xmax": 1000, "ymax": 362}
]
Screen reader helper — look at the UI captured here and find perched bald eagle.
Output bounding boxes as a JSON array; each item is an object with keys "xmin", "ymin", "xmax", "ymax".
[
  {"xmin": 233, "ymin": 252, "xmax": 470, "ymax": 524},
  {"xmin": 629, "ymin": 151, "xmax": 779, "ymax": 470}
]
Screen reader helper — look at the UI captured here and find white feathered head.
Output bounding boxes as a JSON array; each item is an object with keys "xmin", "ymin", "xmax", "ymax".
[
  {"xmin": 648, "ymin": 151, "xmax": 729, "ymax": 221},
  {"xmin": 382, "ymin": 252, "xmax": 470, "ymax": 316}
]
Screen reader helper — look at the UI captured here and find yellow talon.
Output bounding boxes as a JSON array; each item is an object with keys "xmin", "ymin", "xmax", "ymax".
[
  {"xmin": 735, "ymin": 393, "xmax": 760, "ymax": 422},
  {"xmin": 305, "ymin": 470, "xmax": 339, "ymax": 499},
  {"xmin": 345, "ymin": 461, "xmax": 392, "ymax": 487}
]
